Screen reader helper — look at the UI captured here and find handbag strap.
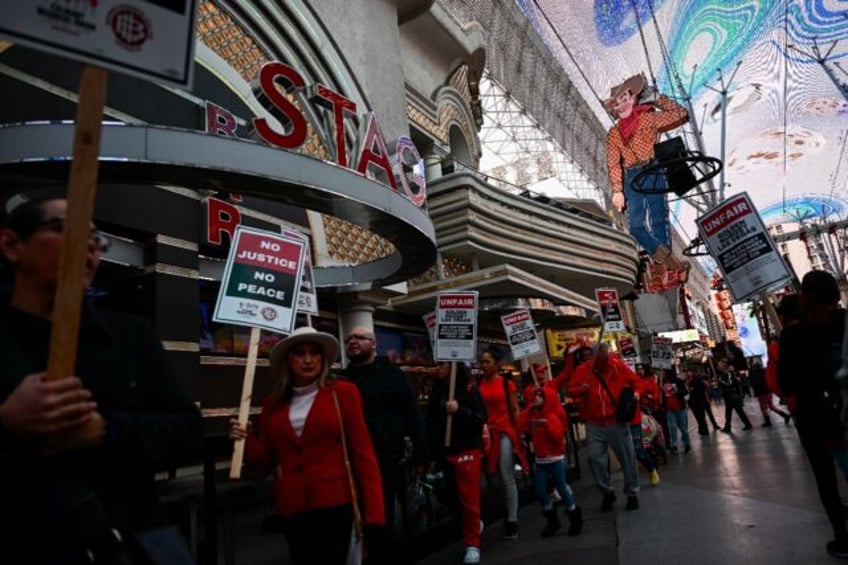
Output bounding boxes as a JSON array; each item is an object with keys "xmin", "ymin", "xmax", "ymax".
[
  {"xmin": 332, "ymin": 388, "xmax": 364, "ymax": 542},
  {"xmin": 594, "ymin": 371, "xmax": 617, "ymax": 406}
]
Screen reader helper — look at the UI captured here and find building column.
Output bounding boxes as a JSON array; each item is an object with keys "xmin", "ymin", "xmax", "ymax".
[
  {"xmin": 424, "ymin": 152, "xmax": 443, "ymax": 182},
  {"xmin": 337, "ymin": 294, "xmax": 377, "ymax": 363}
]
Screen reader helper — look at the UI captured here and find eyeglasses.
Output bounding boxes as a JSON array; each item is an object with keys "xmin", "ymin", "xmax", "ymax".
[
  {"xmin": 34, "ymin": 217, "xmax": 112, "ymax": 252},
  {"xmin": 344, "ymin": 334, "xmax": 373, "ymax": 344}
]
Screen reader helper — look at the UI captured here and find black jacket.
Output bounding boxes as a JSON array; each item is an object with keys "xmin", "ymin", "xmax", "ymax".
[
  {"xmin": 778, "ymin": 308, "xmax": 845, "ymax": 438},
  {"xmin": 342, "ymin": 356, "xmax": 429, "ymax": 467},
  {"xmin": 687, "ymin": 376, "xmax": 710, "ymax": 407},
  {"xmin": 749, "ymin": 365, "xmax": 768, "ymax": 396},
  {"xmin": 717, "ymin": 370, "xmax": 743, "ymax": 404},
  {"xmin": 427, "ymin": 376, "xmax": 487, "ymax": 458},
  {"xmin": 0, "ymin": 302, "xmax": 204, "ymax": 562}
]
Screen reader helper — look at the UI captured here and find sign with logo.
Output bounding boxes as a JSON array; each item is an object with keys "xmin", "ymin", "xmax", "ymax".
[
  {"xmin": 501, "ymin": 309, "xmax": 542, "ymax": 359},
  {"xmin": 650, "ymin": 336, "xmax": 674, "ymax": 369},
  {"xmin": 213, "ymin": 226, "xmax": 305, "ymax": 334},
  {"xmin": 0, "ymin": 1, "xmax": 197, "ymax": 87},
  {"xmin": 595, "ymin": 288, "xmax": 626, "ymax": 333},
  {"xmin": 422, "ymin": 311, "xmax": 437, "ymax": 352},
  {"xmin": 696, "ymin": 192, "xmax": 791, "ymax": 302},
  {"xmin": 435, "ymin": 291, "xmax": 478, "ymax": 362},
  {"xmin": 281, "ymin": 228, "xmax": 318, "ymax": 315}
]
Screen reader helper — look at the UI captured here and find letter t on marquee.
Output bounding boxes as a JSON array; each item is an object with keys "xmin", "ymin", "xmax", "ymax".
[{"xmin": 311, "ymin": 84, "xmax": 357, "ymax": 168}]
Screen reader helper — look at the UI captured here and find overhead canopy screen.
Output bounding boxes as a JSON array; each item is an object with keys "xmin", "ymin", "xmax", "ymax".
[{"xmin": 518, "ymin": 0, "xmax": 847, "ymax": 242}]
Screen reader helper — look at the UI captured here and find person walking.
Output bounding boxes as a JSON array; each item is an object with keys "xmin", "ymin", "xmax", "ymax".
[
  {"xmin": 342, "ymin": 326, "xmax": 429, "ymax": 565},
  {"xmin": 717, "ymin": 359, "xmax": 753, "ymax": 433},
  {"xmin": 567, "ymin": 344, "xmax": 642, "ymax": 511},
  {"xmin": 427, "ymin": 362, "xmax": 487, "ymax": 565},
  {"xmin": 0, "ymin": 197, "xmax": 204, "ymax": 564},
  {"xmin": 633, "ymin": 364, "xmax": 661, "ymax": 486},
  {"xmin": 230, "ymin": 326, "xmax": 384, "ymax": 564},
  {"xmin": 686, "ymin": 369, "xmax": 720, "ymax": 435},
  {"xmin": 661, "ymin": 368, "xmax": 692, "ymax": 454},
  {"xmin": 477, "ymin": 349, "xmax": 529, "ymax": 540},
  {"xmin": 749, "ymin": 359, "xmax": 790, "ymax": 427},
  {"xmin": 517, "ymin": 386, "xmax": 583, "ymax": 538},
  {"xmin": 779, "ymin": 271, "xmax": 848, "ymax": 559}
]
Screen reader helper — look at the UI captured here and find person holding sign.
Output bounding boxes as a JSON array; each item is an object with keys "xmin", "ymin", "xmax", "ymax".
[
  {"xmin": 229, "ymin": 326, "xmax": 384, "ymax": 564},
  {"xmin": 477, "ymin": 349, "xmax": 529, "ymax": 540},
  {"xmin": 0, "ymin": 197, "xmax": 204, "ymax": 563},
  {"xmin": 426, "ymin": 362, "xmax": 487, "ymax": 565}
]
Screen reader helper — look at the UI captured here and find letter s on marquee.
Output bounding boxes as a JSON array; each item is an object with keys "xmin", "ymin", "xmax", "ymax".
[{"xmin": 252, "ymin": 62, "xmax": 308, "ymax": 149}]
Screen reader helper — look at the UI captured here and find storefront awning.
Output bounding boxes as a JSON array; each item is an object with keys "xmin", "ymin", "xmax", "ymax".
[{"xmin": 388, "ymin": 264, "xmax": 599, "ymax": 329}]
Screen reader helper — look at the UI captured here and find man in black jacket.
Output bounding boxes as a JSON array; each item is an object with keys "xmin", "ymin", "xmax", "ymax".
[
  {"xmin": 717, "ymin": 359, "xmax": 753, "ymax": 433},
  {"xmin": 0, "ymin": 197, "xmax": 204, "ymax": 563},
  {"xmin": 779, "ymin": 270, "xmax": 848, "ymax": 559},
  {"xmin": 343, "ymin": 325, "xmax": 429, "ymax": 565}
]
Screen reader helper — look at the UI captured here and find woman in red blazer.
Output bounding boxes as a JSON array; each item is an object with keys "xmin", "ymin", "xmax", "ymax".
[{"xmin": 229, "ymin": 326, "xmax": 384, "ymax": 564}]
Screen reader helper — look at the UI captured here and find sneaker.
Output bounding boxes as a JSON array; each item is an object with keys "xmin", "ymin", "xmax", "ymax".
[
  {"xmin": 649, "ymin": 469, "xmax": 660, "ymax": 486},
  {"xmin": 743, "ymin": 425, "xmax": 753, "ymax": 431},
  {"xmin": 826, "ymin": 539, "xmax": 848, "ymax": 559},
  {"xmin": 761, "ymin": 421, "xmax": 772, "ymax": 427},
  {"xmin": 625, "ymin": 495, "xmax": 639, "ymax": 511},
  {"xmin": 502, "ymin": 521, "xmax": 519, "ymax": 540},
  {"xmin": 600, "ymin": 492, "xmax": 616, "ymax": 512},
  {"xmin": 463, "ymin": 546, "xmax": 481, "ymax": 564},
  {"xmin": 669, "ymin": 446, "xmax": 679, "ymax": 454},
  {"xmin": 684, "ymin": 445, "xmax": 692, "ymax": 454},
  {"xmin": 720, "ymin": 427, "xmax": 731, "ymax": 434}
]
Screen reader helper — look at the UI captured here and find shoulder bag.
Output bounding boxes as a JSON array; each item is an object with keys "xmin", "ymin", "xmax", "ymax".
[
  {"xmin": 332, "ymin": 389, "xmax": 364, "ymax": 543},
  {"xmin": 595, "ymin": 369, "xmax": 637, "ymax": 424}
]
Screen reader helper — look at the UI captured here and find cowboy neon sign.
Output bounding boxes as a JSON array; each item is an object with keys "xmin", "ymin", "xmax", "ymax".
[{"xmin": 204, "ymin": 60, "xmax": 426, "ymax": 208}]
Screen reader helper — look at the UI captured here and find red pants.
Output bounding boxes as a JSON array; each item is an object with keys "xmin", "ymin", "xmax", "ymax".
[{"xmin": 446, "ymin": 449, "xmax": 482, "ymax": 548}]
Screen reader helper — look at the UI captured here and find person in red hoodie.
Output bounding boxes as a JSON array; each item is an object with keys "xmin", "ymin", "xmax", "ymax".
[
  {"xmin": 765, "ymin": 294, "xmax": 800, "ymax": 414},
  {"xmin": 567, "ymin": 343, "xmax": 643, "ymax": 511},
  {"xmin": 229, "ymin": 327, "xmax": 384, "ymax": 565},
  {"xmin": 517, "ymin": 386, "xmax": 583, "ymax": 538}
]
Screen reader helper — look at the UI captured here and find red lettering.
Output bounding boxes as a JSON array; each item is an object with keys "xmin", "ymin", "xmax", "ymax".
[
  {"xmin": 356, "ymin": 114, "xmax": 398, "ymax": 190},
  {"xmin": 205, "ymin": 197, "xmax": 241, "ymax": 246},
  {"xmin": 252, "ymin": 62, "xmax": 308, "ymax": 149},
  {"xmin": 312, "ymin": 84, "xmax": 357, "ymax": 168},
  {"xmin": 205, "ymin": 102, "xmax": 238, "ymax": 138}
]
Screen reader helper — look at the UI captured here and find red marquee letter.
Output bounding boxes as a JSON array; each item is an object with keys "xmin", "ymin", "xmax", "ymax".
[
  {"xmin": 252, "ymin": 61, "xmax": 308, "ymax": 149},
  {"xmin": 205, "ymin": 101, "xmax": 238, "ymax": 138},
  {"xmin": 205, "ymin": 197, "xmax": 241, "ymax": 246},
  {"xmin": 312, "ymin": 84, "xmax": 357, "ymax": 168},
  {"xmin": 356, "ymin": 114, "xmax": 398, "ymax": 190}
]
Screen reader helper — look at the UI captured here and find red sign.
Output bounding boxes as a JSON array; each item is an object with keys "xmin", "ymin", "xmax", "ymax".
[
  {"xmin": 439, "ymin": 295, "xmax": 476, "ymax": 308},
  {"xmin": 502, "ymin": 310, "xmax": 530, "ymax": 325},
  {"xmin": 699, "ymin": 196, "xmax": 753, "ymax": 237}
]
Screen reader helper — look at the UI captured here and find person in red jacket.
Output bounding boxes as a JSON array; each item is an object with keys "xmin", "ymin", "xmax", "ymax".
[
  {"xmin": 517, "ymin": 386, "xmax": 583, "ymax": 538},
  {"xmin": 229, "ymin": 326, "xmax": 384, "ymax": 565},
  {"xmin": 765, "ymin": 294, "xmax": 800, "ymax": 413},
  {"xmin": 567, "ymin": 344, "xmax": 643, "ymax": 511}
]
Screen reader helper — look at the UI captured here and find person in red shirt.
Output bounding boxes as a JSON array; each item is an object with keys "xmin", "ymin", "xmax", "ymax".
[
  {"xmin": 477, "ymin": 349, "xmax": 529, "ymax": 540},
  {"xmin": 661, "ymin": 368, "xmax": 692, "ymax": 454},
  {"xmin": 567, "ymin": 344, "xmax": 643, "ymax": 511},
  {"xmin": 517, "ymin": 386, "xmax": 583, "ymax": 538},
  {"xmin": 765, "ymin": 294, "xmax": 800, "ymax": 413},
  {"xmin": 229, "ymin": 327, "xmax": 384, "ymax": 565}
]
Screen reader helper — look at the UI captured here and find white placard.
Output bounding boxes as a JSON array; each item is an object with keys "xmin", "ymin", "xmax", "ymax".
[
  {"xmin": 595, "ymin": 287, "xmax": 626, "ymax": 333},
  {"xmin": 435, "ymin": 291, "xmax": 478, "ymax": 362},
  {"xmin": 696, "ymin": 192, "xmax": 791, "ymax": 302},
  {"xmin": 213, "ymin": 226, "xmax": 305, "ymax": 334},
  {"xmin": 501, "ymin": 309, "xmax": 542, "ymax": 359},
  {"xmin": 281, "ymin": 228, "xmax": 318, "ymax": 316},
  {"xmin": 0, "ymin": 0, "xmax": 197, "ymax": 87},
  {"xmin": 651, "ymin": 336, "xmax": 673, "ymax": 369}
]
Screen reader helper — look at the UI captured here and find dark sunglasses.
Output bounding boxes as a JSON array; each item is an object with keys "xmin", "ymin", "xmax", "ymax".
[{"xmin": 34, "ymin": 217, "xmax": 112, "ymax": 253}]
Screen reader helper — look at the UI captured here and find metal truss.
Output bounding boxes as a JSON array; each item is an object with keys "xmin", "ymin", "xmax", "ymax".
[{"xmin": 477, "ymin": 71, "xmax": 603, "ymax": 205}]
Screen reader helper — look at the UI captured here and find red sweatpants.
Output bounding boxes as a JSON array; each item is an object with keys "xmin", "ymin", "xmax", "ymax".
[{"xmin": 445, "ymin": 449, "xmax": 483, "ymax": 548}]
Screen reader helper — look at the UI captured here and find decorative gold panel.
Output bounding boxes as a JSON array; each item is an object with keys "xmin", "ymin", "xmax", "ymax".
[
  {"xmin": 196, "ymin": 1, "xmax": 329, "ymax": 161},
  {"xmin": 323, "ymin": 215, "xmax": 396, "ymax": 263}
]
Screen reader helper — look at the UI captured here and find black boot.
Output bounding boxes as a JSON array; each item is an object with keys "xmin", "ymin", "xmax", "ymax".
[
  {"xmin": 541, "ymin": 509, "xmax": 561, "ymax": 538},
  {"xmin": 566, "ymin": 505, "xmax": 583, "ymax": 536}
]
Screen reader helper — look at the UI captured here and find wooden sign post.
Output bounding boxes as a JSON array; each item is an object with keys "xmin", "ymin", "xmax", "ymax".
[
  {"xmin": 230, "ymin": 327, "xmax": 261, "ymax": 479},
  {"xmin": 46, "ymin": 65, "xmax": 108, "ymax": 382},
  {"xmin": 444, "ymin": 362, "xmax": 457, "ymax": 447}
]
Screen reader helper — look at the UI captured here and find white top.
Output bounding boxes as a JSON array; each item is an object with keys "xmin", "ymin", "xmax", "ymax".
[{"xmin": 289, "ymin": 381, "xmax": 320, "ymax": 437}]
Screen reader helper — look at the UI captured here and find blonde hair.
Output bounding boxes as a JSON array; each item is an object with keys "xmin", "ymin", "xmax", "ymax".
[{"xmin": 275, "ymin": 342, "xmax": 332, "ymax": 403}]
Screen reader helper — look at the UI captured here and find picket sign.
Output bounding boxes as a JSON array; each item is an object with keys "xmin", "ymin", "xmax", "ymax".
[
  {"xmin": 229, "ymin": 327, "xmax": 261, "ymax": 479},
  {"xmin": 46, "ymin": 66, "xmax": 108, "ymax": 382},
  {"xmin": 445, "ymin": 362, "xmax": 457, "ymax": 447}
]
